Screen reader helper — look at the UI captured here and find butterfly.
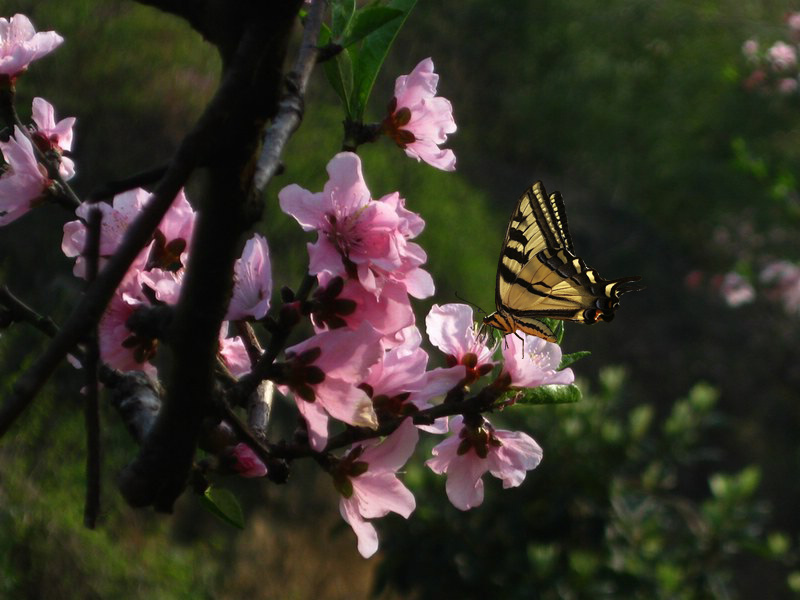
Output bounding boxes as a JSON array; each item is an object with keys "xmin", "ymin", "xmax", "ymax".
[{"xmin": 483, "ymin": 181, "xmax": 643, "ymax": 342}]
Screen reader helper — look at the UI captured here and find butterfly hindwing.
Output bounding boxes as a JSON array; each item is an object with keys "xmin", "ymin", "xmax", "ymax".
[{"xmin": 486, "ymin": 181, "xmax": 642, "ymax": 340}]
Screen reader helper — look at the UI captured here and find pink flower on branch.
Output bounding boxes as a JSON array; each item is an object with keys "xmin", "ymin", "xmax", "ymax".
[
  {"xmin": 30, "ymin": 97, "xmax": 76, "ymax": 180},
  {"xmin": 768, "ymin": 41, "xmax": 797, "ymax": 70},
  {"xmin": 0, "ymin": 126, "xmax": 48, "ymax": 226},
  {"xmin": 228, "ymin": 443, "xmax": 267, "ymax": 478},
  {"xmin": 98, "ymin": 291, "xmax": 158, "ymax": 375},
  {"xmin": 383, "ymin": 57, "xmax": 457, "ymax": 171},
  {"xmin": 62, "ymin": 188, "xmax": 150, "ymax": 279},
  {"xmin": 359, "ymin": 326, "xmax": 464, "ymax": 434},
  {"xmin": 426, "ymin": 415, "xmax": 543, "ymax": 511},
  {"xmin": 0, "ymin": 14, "xmax": 63, "ymax": 80},
  {"xmin": 279, "ymin": 152, "xmax": 434, "ymax": 300},
  {"xmin": 311, "ymin": 273, "xmax": 413, "ymax": 342},
  {"xmin": 226, "ymin": 234, "xmax": 272, "ymax": 321},
  {"xmin": 281, "ymin": 323, "xmax": 383, "ymax": 450},
  {"xmin": 499, "ymin": 333, "xmax": 575, "ymax": 389},
  {"xmin": 63, "ymin": 187, "xmax": 195, "ymax": 292},
  {"xmin": 425, "ymin": 303, "xmax": 496, "ymax": 386},
  {"xmin": 335, "ymin": 419, "xmax": 418, "ymax": 557}
]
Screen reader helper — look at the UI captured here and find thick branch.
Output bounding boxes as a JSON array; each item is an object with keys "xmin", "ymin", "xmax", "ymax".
[{"xmin": 118, "ymin": 1, "xmax": 307, "ymax": 511}]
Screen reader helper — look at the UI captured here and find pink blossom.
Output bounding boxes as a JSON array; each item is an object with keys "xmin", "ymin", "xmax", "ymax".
[
  {"xmin": 283, "ymin": 323, "xmax": 384, "ymax": 450},
  {"xmin": 218, "ymin": 331, "xmax": 251, "ymax": 378},
  {"xmin": 500, "ymin": 334, "xmax": 574, "ymax": 388},
  {"xmin": 229, "ymin": 443, "xmax": 267, "ymax": 478},
  {"xmin": 779, "ymin": 77, "xmax": 799, "ymax": 94},
  {"xmin": 0, "ymin": 126, "xmax": 48, "ymax": 226},
  {"xmin": 226, "ymin": 234, "xmax": 272, "ymax": 321},
  {"xmin": 336, "ymin": 419, "xmax": 418, "ymax": 557},
  {"xmin": 279, "ymin": 152, "xmax": 434, "ymax": 299},
  {"xmin": 138, "ymin": 267, "xmax": 184, "ymax": 304},
  {"xmin": 0, "ymin": 14, "xmax": 63, "ymax": 79},
  {"xmin": 788, "ymin": 12, "xmax": 800, "ymax": 32},
  {"xmin": 768, "ymin": 41, "xmax": 797, "ymax": 69},
  {"xmin": 62, "ymin": 188, "xmax": 149, "ymax": 278},
  {"xmin": 742, "ymin": 39, "xmax": 759, "ymax": 59},
  {"xmin": 312, "ymin": 273, "xmax": 413, "ymax": 342},
  {"xmin": 154, "ymin": 188, "xmax": 195, "ymax": 255},
  {"xmin": 99, "ymin": 291, "xmax": 157, "ymax": 375},
  {"xmin": 719, "ymin": 272, "xmax": 755, "ymax": 307},
  {"xmin": 63, "ymin": 187, "xmax": 194, "ymax": 291},
  {"xmin": 384, "ymin": 58, "xmax": 457, "ymax": 171},
  {"xmin": 30, "ymin": 97, "xmax": 75, "ymax": 179},
  {"xmin": 425, "ymin": 303, "xmax": 496, "ymax": 385},
  {"xmin": 426, "ymin": 415, "xmax": 543, "ymax": 511},
  {"xmin": 761, "ymin": 260, "xmax": 800, "ymax": 314}
]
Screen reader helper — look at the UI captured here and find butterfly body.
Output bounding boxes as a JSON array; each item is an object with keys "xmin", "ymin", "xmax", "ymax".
[{"xmin": 484, "ymin": 181, "xmax": 643, "ymax": 342}]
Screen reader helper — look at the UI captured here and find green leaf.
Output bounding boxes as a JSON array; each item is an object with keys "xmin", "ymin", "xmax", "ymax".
[
  {"xmin": 200, "ymin": 487, "xmax": 244, "ymax": 530},
  {"xmin": 558, "ymin": 350, "xmax": 590, "ymax": 371},
  {"xmin": 348, "ymin": 0, "xmax": 417, "ymax": 120},
  {"xmin": 331, "ymin": 0, "xmax": 356, "ymax": 39},
  {"xmin": 320, "ymin": 23, "xmax": 354, "ymax": 112},
  {"xmin": 541, "ymin": 317, "xmax": 565, "ymax": 345},
  {"xmin": 511, "ymin": 384, "xmax": 582, "ymax": 405},
  {"xmin": 342, "ymin": 7, "xmax": 403, "ymax": 48}
]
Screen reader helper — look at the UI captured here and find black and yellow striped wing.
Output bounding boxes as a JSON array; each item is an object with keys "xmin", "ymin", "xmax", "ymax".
[{"xmin": 484, "ymin": 181, "xmax": 643, "ymax": 342}]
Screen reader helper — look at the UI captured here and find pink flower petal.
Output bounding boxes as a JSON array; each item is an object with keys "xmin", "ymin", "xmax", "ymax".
[{"xmin": 339, "ymin": 497, "xmax": 380, "ymax": 558}]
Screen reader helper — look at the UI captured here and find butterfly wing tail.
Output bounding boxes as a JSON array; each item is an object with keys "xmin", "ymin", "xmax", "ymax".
[{"xmin": 611, "ymin": 276, "xmax": 645, "ymax": 296}]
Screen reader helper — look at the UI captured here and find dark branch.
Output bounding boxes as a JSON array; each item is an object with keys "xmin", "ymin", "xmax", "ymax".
[
  {"xmin": 118, "ymin": 1, "xmax": 308, "ymax": 511},
  {"xmin": 251, "ymin": 0, "xmax": 325, "ymax": 193},
  {"xmin": 131, "ymin": 0, "xmax": 207, "ymax": 38},
  {"xmin": 83, "ymin": 206, "xmax": 102, "ymax": 529},
  {"xmin": 87, "ymin": 165, "xmax": 169, "ymax": 202},
  {"xmin": 0, "ymin": 286, "xmax": 59, "ymax": 338}
]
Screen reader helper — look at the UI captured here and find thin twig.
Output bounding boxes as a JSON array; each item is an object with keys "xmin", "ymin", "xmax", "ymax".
[
  {"xmin": 234, "ymin": 320, "xmax": 263, "ymax": 365},
  {"xmin": 0, "ymin": 286, "xmax": 59, "ymax": 338},
  {"xmin": 251, "ymin": 0, "xmax": 325, "ymax": 193},
  {"xmin": 87, "ymin": 165, "xmax": 169, "ymax": 202},
  {"xmin": 0, "ymin": 284, "xmax": 122, "ymax": 387}
]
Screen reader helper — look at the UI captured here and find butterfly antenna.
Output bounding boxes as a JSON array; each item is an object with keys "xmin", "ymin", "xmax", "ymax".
[{"xmin": 454, "ymin": 291, "xmax": 487, "ymax": 316}]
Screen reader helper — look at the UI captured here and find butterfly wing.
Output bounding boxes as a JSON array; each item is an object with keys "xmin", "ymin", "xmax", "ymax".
[{"xmin": 493, "ymin": 181, "xmax": 642, "ymax": 338}]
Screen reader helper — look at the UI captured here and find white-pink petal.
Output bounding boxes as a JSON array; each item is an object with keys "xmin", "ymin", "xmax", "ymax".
[
  {"xmin": 227, "ymin": 234, "xmax": 272, "ymax": 320},
  {"xmin": 0, "ymin": 15, "xmax": 63, "ymax": 77},
  {"xmin": 339, "ymin": 497, "xmax": 380, "ymax": 558}
]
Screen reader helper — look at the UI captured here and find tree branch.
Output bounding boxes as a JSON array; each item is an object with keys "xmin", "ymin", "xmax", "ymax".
[
  {"xmin": 83, "ymin": 206, "xmax": 102, "ymax": 529},
  {"xmin": 118, "ymin": 1, "xmax": 309, "ymax": 511}
]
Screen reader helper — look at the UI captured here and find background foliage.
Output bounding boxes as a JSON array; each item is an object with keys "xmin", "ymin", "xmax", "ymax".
[{"xmin": 2, "ymin": 0, "xmax": 800, "ymax": 598}]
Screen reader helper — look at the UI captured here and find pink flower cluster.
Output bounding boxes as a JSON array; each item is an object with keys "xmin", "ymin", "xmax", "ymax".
[
  {"xmin": 741, "ymin": 14, "xmax": 800, "ymax": 95},
  {"xmin": 761, "ymin": 260, "xmax": 800, "ymax": 314},
  {"xmin": 61, "ymin": 188, "xmax": 271, "ymax": 375},
  {"xmin": 0, "ymin": 98, "xmax": 75, "ymax": 226},
  {"xmin": 277, "ymin": 151, "xmax": 575, "ymax": 556},
  {"xmin": 684, "ymin": 270, "xmax": 756, "ymax": 308}
]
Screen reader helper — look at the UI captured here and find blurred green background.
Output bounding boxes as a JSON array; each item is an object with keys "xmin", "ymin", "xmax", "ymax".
[{"xmin": 3, "ymin": 0, "xmax": 800, "ymax": 598}]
